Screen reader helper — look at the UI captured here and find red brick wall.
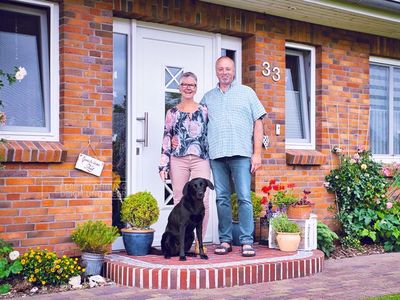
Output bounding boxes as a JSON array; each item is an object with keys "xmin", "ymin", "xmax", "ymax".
[
  {"xmin": 1, "ymin": 0, "xmax": 399, "ymax": 252},
  {"xmin": 0, "ymin": 0, "xmax": 113, "ymax": 255}
]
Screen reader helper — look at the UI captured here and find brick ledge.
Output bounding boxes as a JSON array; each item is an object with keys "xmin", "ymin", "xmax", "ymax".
[
  {"xmin": 286, "ymin": 150, "xmax": 326, "ymax": 166},
  {"xmin": 0, "ymin": 140, "xmax": 67, "ymax": 163}
]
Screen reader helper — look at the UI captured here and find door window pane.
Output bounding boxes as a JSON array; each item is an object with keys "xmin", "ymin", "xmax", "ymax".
[{"xmin": 112, "ymin": 33, "xmax": 127, "ymax": 229}]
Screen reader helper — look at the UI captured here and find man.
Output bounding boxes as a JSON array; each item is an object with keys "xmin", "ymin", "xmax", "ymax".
[{"xmin": 202, "ymin": 56, "xmax": 266, "ymax": 257}]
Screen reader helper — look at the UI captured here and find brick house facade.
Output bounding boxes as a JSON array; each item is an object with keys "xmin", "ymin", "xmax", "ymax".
[{"xmin": 0, "ymin": 0, "xmax": 399, "ymax": 255}]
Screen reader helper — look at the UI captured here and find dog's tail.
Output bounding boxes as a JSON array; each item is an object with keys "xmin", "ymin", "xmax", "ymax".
[{"xmin": 149, "ymin": 247, "xmax": 163, "ymax": 255}]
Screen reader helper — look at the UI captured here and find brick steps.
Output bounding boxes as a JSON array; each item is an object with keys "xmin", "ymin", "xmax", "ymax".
[{"xmin": 104, "ymin": 245, "xmax": 324, "ymax": 289}]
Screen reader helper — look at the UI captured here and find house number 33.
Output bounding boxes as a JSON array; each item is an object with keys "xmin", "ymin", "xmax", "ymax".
[{"xmin": 261, "ymin": 61, "xmax": 281, "ymax": 82}]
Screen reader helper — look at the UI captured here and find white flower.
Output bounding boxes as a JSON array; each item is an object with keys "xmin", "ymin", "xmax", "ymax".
[
  {"xmin": 9, "ymin": 250, "xmax": 19, "ymax": 261},
  {"xmin": 323, "ymin": 181, "xmax": 330, "ymax": 188},
  {"xmin": 361, "ymin": 164, "xmax": 367, "ymax": 170},
  {"xmin": 349, "ymin": 159, "xmax": 356, "ymax": 164},
  {"xmin": 15, "ymin": 66, "xmax": 27, "ymax": 82},
  {"xmin": 365, "ymin": 173, "xmax": 370, "ymax": 177},
  {"xmin": 335, "ymin": 176, "xmax": 339, "ymax": 179}
]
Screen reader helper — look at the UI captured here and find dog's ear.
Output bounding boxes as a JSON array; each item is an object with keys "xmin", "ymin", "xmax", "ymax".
[
  {"xmin": 206, "ymin": 179, "xmax": 214, "ymax": 190},
  {"xmin": 182, "ymin": 181, "xmax": 190, "ymax": 196}
]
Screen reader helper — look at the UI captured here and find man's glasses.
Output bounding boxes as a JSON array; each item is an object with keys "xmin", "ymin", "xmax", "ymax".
[{"xmin": 180, "ymin": 83, "xmax": 197, "ymax": 89}]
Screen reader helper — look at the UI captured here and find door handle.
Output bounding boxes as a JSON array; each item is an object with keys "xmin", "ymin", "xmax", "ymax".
[{"xmin": 136, "ymin": 112, "xmax": 149, "ymax": 147}]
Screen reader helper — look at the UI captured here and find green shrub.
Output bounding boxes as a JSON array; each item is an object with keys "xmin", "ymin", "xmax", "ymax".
[
  {"xmin": 121, "ymin": 191, "xmax": 160, "ymax": 229},
  {"xmin": 325, "ymin": 150, "xmax": 391, "ymax": 248},
  {"xmin": 231, "ymin": 192, "xmax": 263, "ymax": 222},
  {"xmin": 317, "ymin": 221, "xmax": 339, "ymax": 257},
  {"xmin": 20, "ymin": 248, "xmax": 83, "ymax": 286},
  {"xmin": 271, "ymin": 214, "xmax": 300, "ymax": 233},
  {"xmin": 71, "ymin": 220, "xmax": 120, "ymax": 254},
  {"xmin": 0, "ymin": 239, "xmax": 22, "ymax": 294}
]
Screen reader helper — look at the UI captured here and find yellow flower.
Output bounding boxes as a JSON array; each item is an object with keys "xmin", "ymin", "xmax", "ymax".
[
  {"xmin": 82, "ymin": 268, "xmax": 86, "ymax": 273},
  {"xmin": 77, "ymin": 266, "xmax": 81, "ymax": 270},
  {"xmin": 62, "ymin": 255, "xmax": 66, "ymax": 259},
  {"xmin": 21, "ymin": 259, "xmax": 26, "ymax": 265},
  {"xmin": 56, "ymin": 265, "xmax": 60, "ymax": 269},
  {"xmin": 112, "ymin": 172, "xmax": 121, "ymax": 191},
  {"xmin": 35, "ymin": 269, "xmax": 39, "ymax": 273},
  {"xmin": 41, "ymin": 281, "xmax": 46, "ymax": 285}
]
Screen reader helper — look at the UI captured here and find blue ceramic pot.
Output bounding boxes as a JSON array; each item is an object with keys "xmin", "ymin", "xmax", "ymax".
[{"xmin": 122, "ymin": 229, "xmax": 154, "ymax": 256}]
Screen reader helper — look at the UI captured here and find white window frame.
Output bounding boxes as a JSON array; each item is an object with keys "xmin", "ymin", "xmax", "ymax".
[
  {"xmin": 0, "ymin": 0, "xmax": 59, "ymax": 141},
  {"xmin": 285, "ymin": 42, "xmax": 315, "ymax": 150},
  {"xmin": 369, "ymin": 56, "xmax": 400, "ymax": 163}
]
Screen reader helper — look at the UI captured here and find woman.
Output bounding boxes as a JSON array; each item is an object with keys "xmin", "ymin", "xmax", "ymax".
[{"xmin": 159, "ymin": 72, "xmax": 211, "ymax": 251}]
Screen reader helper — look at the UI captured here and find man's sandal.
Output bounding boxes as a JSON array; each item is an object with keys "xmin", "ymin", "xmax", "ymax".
[
  {"xmin": 241, "ymin": 245, "xmax": 256, "ymax": 257},
  {"xmin": 214, "ymin": 243, "xmax": 232, "ymax": 255}
]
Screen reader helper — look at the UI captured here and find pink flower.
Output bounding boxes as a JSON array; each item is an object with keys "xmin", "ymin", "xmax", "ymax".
[
  {"xmin": 188, "ymin": 121, "xmax": 201, "ymax": 138},
  {"xmin": 162, "ymin": 136, "xmax": 171, "ymax": 151},
  {"xmin": 382, "ymin": 167, "xmax": 391, "ymax": 177},
  {"xmin": 187, "ymin": 144, "xmax": 200, "ymax": 156},
  {"xmin": 160, "ymin": 154, "xmax": 169, "ymax": 167},
  {"xmin": 386, "ymin": 202, "xmax": 393, "ymax": 209},
  {"xmin": 165, "ymin": 111, "xmax": 176, "ymax": 130}
]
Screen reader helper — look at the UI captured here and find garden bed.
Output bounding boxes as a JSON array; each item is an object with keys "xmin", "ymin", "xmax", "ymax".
[
  {"xmin": 330, "ymin": 243, "xmax": 385, "ymax": 259},
  {"xmin": 0, "ymin": 276, "xmax": 114, "ymax": 299}
]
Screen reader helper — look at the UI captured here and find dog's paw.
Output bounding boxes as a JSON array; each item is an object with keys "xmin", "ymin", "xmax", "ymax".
[
  {"xmin": 179, "ymin": 256, "xmax": 187, "ymax": 261},
  {"xmin": 187, "ymin": 252, "xmax": 196, "ymax": 257},
  {"xmin": 200, "ymin": 254, "xmax": 208, "ymax": 260}
]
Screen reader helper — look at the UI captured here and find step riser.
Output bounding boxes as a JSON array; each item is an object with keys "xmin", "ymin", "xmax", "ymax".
[{"xmin": 104, "ymin": 256, "xmax": 324, "ymax": 289}]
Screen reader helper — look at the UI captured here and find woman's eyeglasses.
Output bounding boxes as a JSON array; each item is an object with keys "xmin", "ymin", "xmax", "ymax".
[{"xmin": 180, "ymin": 83, "xmax": 197, "ymax": 89}]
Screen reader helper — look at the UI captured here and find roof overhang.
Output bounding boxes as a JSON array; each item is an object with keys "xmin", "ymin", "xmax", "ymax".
[{"xmin": 201, "ymin": 0, "xmax": 400, "ymax": 39}]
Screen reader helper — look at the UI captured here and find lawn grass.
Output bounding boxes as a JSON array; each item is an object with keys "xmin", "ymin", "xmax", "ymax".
[{"xmin": 367, "ymin": 295, "xmax": 400, "ymax": 300}]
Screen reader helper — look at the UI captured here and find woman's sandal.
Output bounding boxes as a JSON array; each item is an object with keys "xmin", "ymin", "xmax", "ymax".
[
  {"xmin": 241, "ymin": 245, "xmax": 256, "ymax": 257},
  {"xmin": 214, "ymin": 242, "xmax": 232, "ymax": 255}
]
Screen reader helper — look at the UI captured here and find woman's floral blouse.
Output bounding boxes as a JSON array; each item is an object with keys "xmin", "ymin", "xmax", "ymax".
[{"xmin": 159, "ymin": 104, "xmax": 208, "ymax": 172}]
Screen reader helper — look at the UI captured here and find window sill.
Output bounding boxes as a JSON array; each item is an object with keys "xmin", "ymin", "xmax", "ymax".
[
  {"xmin": 0, "ymin": 141, "xmax": 67, "ymax": 163},
  {"xmin": 286, "ymin": 149, "xmax": 326, "ymax": 166}
]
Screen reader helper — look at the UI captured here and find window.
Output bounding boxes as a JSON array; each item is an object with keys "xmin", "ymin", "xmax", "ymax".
[
  {"xmin": 370, "ymin": 57, "xmax": 400, "ymax": 160},
  {"xmin": 0, "ymin": 1, "xmax": 59, "ymax": 141},
  {"xmin": 285, "ymin": 43, "xmax": 315, "ymax": 149}
]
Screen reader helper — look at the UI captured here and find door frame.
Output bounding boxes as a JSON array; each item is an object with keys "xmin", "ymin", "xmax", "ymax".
[{"xmin": 112, "ymin": 18, "xmax": 242, "ymax": 250}]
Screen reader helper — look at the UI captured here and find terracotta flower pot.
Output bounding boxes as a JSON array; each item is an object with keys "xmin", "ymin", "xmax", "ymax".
[
  {"xmin": 276, "ymin": 232, "xmax": 301, "ymax": 252},
  {"xmin": 287, "ymin": 205, "xmax": 312, "ymax": 219}
]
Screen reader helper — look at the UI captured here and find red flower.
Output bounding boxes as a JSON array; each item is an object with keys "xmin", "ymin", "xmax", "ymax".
[
  {"xmin": 287, "ymin": 183, "xmax": 295, "ymax": 188},
  {"xmin": 262, "ymin": 186, "xmax": 271, "ymax": 193},
  {"xmin": 261, "ymin": 196, "xmax": 268, "ymax": 205},
  {"xmin": 273, "ymin": 185, "xmax": 279, "ymax": 191},
  {"xmin": 269, "ymin": 179, "xmax": 276, "ymax": 185}
]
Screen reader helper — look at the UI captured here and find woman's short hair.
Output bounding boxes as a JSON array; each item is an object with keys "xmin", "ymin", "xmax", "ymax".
[{"xmin": 179, "ymin": 71, "xmax": 197, "ymax": 83}]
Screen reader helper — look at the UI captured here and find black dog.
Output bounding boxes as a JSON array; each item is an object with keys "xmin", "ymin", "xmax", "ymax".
[{"xmin": 161, "ymin": 177, "xmax": 214, "ymax": 261}]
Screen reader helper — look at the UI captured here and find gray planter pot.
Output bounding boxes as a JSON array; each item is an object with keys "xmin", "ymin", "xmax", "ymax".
[{"xmin": 81, "ymin": 252, "xmax": 105, "ymax": 276}]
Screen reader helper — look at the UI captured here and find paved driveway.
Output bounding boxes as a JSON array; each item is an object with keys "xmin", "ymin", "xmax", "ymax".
[{"xmin": 28, "ymin": 253, "xmax": 400, "ymax": 300}]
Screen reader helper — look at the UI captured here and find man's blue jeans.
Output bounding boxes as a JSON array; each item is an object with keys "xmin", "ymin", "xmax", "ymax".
[{"xmin": 210, "ymin": 156, "xmax": 254, "ymax": 245}]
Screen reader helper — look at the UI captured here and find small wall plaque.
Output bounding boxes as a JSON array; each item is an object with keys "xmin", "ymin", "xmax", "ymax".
[{"xmin": 75, "ymin": 153, "xmax": 104, "ymax": 177}]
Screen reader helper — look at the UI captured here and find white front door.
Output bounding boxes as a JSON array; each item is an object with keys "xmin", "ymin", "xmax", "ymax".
[
  {"xmin": 113, "ymin": 20, "xmax": 242, "ymax": 249},
  {"xmin": 135, "ymin": 24, "xmax": 215, "ymax": 245}
]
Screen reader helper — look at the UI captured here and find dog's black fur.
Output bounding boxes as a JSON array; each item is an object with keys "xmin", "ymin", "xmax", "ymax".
[{"xmin": 161, "ymin": 177, "xmax": 214, "ymax": 261}]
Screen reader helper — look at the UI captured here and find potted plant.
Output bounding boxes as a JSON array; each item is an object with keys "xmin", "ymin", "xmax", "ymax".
[
  {"xmin": 71, "ymin": 220, "xmax": 119, "ymax": 275},
  {"xmin": 262, "ymin": 180, "xmax": 297, "ymax": 212},
  {"xmin": 231, "ymin": 192, "xmax": 263, "ymax": 246},
  {"xmin": 120, "ymin": 191, "xmax": 160, "ymax": 256},
  {"xmin": 270, "ymin": 213, "xmax": 301, "ymax": 252},
  {"xmin": 287, "ymin": 189, "xmax": 314, "ymax": 219}
]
